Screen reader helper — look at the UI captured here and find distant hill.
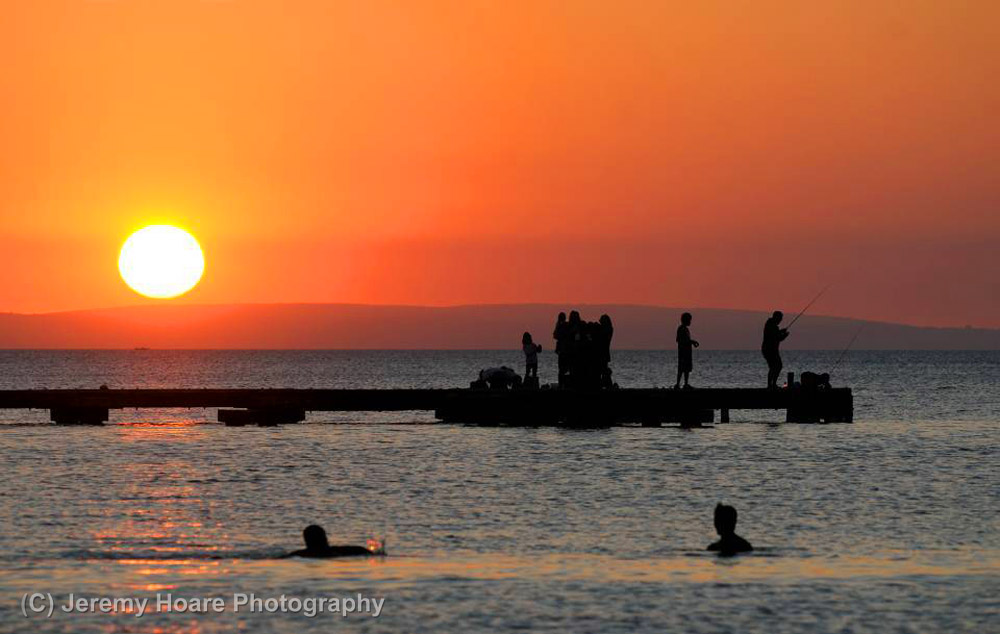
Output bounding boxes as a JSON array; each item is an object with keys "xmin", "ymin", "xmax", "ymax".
[{"xmin": 0, "ymin": 303, "xmax": 996, "ymax": 350}]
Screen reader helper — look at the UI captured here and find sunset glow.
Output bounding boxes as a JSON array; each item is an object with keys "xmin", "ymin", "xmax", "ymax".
[
  {"xmin": 118, "ymin": 226, "xmax": 204, "ymax": 299},
  {"xmin": 0, "ymin": 2, "xmax": 997, "ymax": 326}
]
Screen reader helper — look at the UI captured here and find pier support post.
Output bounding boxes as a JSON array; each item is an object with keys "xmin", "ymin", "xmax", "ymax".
[
  {"xmin": 720, "ymin": 408, "xmax": 730, "ymax": 423},
  {"xmin": 50, "ymin": 407, "xmax": 109, "ymax": 425},
  {"xmin": 786, "ymin": 394, "xmax": 821, "ymax": 423},
  {"xmin": 678, "ymin": 409, "xmax": 713, "ymax": 428}
]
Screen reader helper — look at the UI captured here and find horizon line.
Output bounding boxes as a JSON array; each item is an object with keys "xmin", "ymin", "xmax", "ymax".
[
  {"xmin": 0, "ymin": 300, "xmax": 1000, "ymax": 334},
  {"xmin": 1, "ymin": 301, "xmax": 997, "ymax": 332}
]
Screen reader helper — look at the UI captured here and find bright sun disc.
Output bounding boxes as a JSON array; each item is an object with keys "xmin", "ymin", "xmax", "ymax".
[{"xmin": 119, "ymin": 225, "xmax": 204, "ymax": 298}]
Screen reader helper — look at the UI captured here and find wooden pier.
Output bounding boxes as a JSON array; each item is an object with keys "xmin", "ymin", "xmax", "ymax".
[{"xmin": 0, "ymin": 384, "xmax": 852, "ymax": 426}]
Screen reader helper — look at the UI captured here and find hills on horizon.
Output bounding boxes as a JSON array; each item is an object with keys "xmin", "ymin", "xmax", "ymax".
[{"xmin": 0, "ymin": 303, "xmax": 996, "ymax": 350}]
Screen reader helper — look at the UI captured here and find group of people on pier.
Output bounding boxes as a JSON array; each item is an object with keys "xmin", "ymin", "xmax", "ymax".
[
  {"xmin": 511, "ymin": 309, "xmax": 794, "ymax": 390},
  {"xmin": 551, "ymin": 311, "xmax": 615, "ymax": 389}
]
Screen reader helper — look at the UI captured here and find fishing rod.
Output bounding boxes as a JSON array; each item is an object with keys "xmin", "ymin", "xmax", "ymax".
[
  {"xmin": 832, "ymin": 323, "xmax": 865, "ymax": 372},
  {"xmin": 786, "ymin": 284, "xmax": 831, "ymax": 330}
]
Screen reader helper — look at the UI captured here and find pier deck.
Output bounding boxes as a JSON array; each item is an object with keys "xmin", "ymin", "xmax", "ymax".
[{"xmin": 0, "ymin": 387, "xmax": 852, "ymax": 425}]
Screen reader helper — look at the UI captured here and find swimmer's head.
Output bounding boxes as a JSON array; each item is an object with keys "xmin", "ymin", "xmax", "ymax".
[
  {"xmin": 714, "ymin": 504, "xmax": 738, "ymax": 536},
  {"xmin": 303, "ymin": 524, "xmax": 329, "ymax": 551}
]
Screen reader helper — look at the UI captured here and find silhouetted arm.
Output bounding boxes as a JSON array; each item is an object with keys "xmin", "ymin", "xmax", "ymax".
[{"xmin": 327, "ymin": 545, "xmax": 376, "ymax": 556}]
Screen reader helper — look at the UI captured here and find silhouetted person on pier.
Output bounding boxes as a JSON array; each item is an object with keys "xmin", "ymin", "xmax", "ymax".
[
  {"xmin": 598, "ymin": 314, "xmax": 614, "ymax": 388},
  {"xmin": 800, "ymin": 371, "xmax": 831, "ymax": 390},
  {"xmin": 564, "ymin": 311, "xmax": 583, "ymax": 386},
  {"xmin": 578, "ymin": 320, "xmax": 602, "ymax": 390},
  {"xmin": 674, "ymin": 312, "xmax": 699, "ymax": 389},
  {"xmin": 522, "ymin": 332, "xmax": 542, "ymax": 380},
  {"xmin": 707, "ymin": 504, "xmax": 753, "ymax": 556},
  {"xmin": 553, "ymin": 312, "xmax": 569, "ymax": 386},
  {"xmin": 762, "ymin": 311, "xmax": 789, "ymax": 389},
  {"xmin": 479, "ymin": 366, "xmax": 522, "ymax": 390},
  {"xmin": 568, "ymin": 310, "xmax": 582, "ymax": 345},
  {"xmin": 285, "ymin": 525, "xmax": 377, "ymax": 558}
]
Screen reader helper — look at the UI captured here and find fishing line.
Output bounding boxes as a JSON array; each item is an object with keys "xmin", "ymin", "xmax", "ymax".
[
  {"xmin": 786, "ymin": 284, "xmax": 831, "ymax": 330},
  {"xmin": 832, "ymin": 323, "xmax": 865, "ymax": 371}
]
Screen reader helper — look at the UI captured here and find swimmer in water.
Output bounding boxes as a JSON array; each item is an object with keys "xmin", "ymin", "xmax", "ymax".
[
  {"xmin": 284, "ymin": 525, "xmax": 381, "ymax": 558},
  {"xmin": 707, "ymin": 504, "xmax": 753, "ymax": 556}
]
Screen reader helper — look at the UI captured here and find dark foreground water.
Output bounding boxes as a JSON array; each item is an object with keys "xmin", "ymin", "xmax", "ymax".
[{"xmin": 0, "ymin": 350, "xmax": 997, "ymax": 634}]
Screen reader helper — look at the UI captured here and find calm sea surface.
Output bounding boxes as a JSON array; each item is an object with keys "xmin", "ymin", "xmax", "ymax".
[{"xmin": 0, "ymin": 350, "xmax": 997, "ymax": 633}]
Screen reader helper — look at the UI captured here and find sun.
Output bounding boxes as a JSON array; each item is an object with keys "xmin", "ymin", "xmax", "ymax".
[{"xmin": 118, "ymin": 225, "xmax": 205, "ymax": 299}]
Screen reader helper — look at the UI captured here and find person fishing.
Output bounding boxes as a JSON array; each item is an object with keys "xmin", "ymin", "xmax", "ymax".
[
  {"xmin": 762, "ymin": 311, "xmax": 789, "ymax": 389},
  {"xmin": 762, "ymin": 285, "xmax": 829, "ymax": 388}
]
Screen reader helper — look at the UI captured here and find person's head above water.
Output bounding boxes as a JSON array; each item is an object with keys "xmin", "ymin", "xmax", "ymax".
[
  {"xmin": 708, "ymin": 504, "xmax": 753, "ymax": 554},
  {"xmin": 681, "ymin": 312, "xmax": 692, "ymax": 326},
  {"xmin": 303, "ymin": 524, "xmax": 330, "ymax": 551},
  {"xmin": 772, "ymin": 310, "xmax": 783, "ymax": 322},
  {"xmin": 714, "ymin": 504, "xmax": 738, "ymax": 536}
]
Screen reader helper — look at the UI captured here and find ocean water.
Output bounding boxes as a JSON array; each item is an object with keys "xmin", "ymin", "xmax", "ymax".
[{"xmin": 0, "ymin": 350, "xmax": 996, "ymax": 633}]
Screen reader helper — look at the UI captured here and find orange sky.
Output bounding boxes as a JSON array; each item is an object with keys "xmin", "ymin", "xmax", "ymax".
[{"xmin": 1, "ymin": 1, "xmax": 997, "ymax": 327}]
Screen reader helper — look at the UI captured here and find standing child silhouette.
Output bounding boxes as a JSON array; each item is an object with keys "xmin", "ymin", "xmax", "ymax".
[
  {"xmin": 674, "ymin": 312, "xmax": 699, "ymax": 389},
  {"xmin": 522, "ymin": 332, "xmax": 542, "ymax": 380}
]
